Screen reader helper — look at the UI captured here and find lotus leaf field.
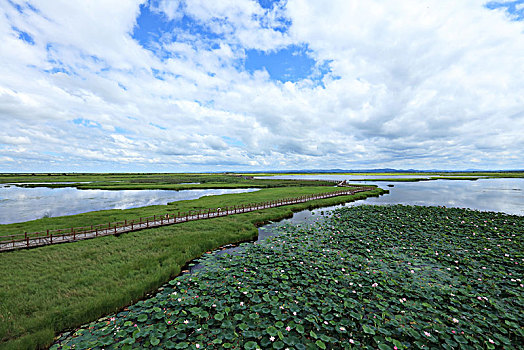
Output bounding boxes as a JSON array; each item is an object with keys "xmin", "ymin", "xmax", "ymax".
[{"xmin": 53, "ymin": 205, "xmax": 523, "ymax": 349}]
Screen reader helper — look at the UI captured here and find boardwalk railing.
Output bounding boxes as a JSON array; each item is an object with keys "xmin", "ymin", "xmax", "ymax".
[{"xmin": 0, "ymin": 186, "xmax": 374, "ymax": 252}]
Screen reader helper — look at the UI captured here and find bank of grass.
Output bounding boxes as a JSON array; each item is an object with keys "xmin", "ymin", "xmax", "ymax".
[
  {"xmin": 15, "ymin": 180, "xmax": 336, "ymax": 191},
  {"xmin": 0, "ymin": 173, "xmax": 335, "ymax": 190},
  {"xmin": 70, "ymin": 178, "xmax": 334, "ymax": 191},
  {"xmin": 1, "ymin": 186, "xmax": 352, "ymax": 238},
  {"xmin": 0, "ymin": 187, "xmax": 384, "ymax": 349},
  {"xmin": 53, "ymin": 204, "xmax": 523, "ymax": 350}
]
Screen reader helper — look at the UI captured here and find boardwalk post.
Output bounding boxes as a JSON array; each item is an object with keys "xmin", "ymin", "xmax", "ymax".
[
  {"xmin": 96, "ymin": 227, "xmax": 98, "ymax": 236},
  {"xmin": 25, "ymin": 232, "xmax": 28, "ymax": 246}
]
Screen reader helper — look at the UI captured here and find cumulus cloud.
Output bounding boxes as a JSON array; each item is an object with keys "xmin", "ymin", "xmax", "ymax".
[{"xmin": 0, "ymin": 0, "xmax": 522, "ymax": 172}]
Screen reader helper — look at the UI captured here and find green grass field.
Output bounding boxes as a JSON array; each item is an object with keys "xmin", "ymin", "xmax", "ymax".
[{"xmin": 0, "ymin": 182, "xmax": 384, "ymax": 350}]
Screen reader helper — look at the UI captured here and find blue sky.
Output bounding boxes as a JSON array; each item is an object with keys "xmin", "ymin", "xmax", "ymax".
[
  {"xmin": 0, "ymin": 0, "xmax": 523, "ymax": 172},
  {"xmin": 132, "ymin": 1, "xmax": 318, "ymax": 83},
  {"xmin": 486, "ymin": 0, "xmax": 524, "ymax": 20}
]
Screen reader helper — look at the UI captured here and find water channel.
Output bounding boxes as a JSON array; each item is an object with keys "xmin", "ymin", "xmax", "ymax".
[{"xmin": 0, "ymin": 185, "xmax": 259, "ymax": 224}]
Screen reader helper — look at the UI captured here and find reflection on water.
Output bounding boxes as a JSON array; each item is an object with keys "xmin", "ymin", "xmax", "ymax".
[
  {"xmin": 1, "ymin": 177, "xmax": 521, "ymax": 227},
  {"xmin": 344, "ymin": 179, "xmax": 523, "ymax": 215},
  {"xmin": 260, "ymin": 176, "xmax": 524, "ymax": 216},
  {"xmin": 0, "ymin": 186, "xmax": 259, "ymax": 224},
  {"xmin": 256, "ymin": 174, "xmax": 433, "ymax": 180}
]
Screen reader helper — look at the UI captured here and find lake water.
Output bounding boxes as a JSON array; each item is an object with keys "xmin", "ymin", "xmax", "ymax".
[
  {"xmin": 344, "ymin": 178, "xmax": 523, "ymax": 215},
  {"xmin": 186, "ymin": 176, "xmax": 523, "ymax": 273},
  {"xmin": 255, "ymin": 174, "xmax": 435, "ymax": 180},
  {"xmin": 0, "ymin": 186, "xmax": 259, "ymax": 224},
  {"xmin": 261, "ymin": 176, "xmax": 524, "ymax": 216}
]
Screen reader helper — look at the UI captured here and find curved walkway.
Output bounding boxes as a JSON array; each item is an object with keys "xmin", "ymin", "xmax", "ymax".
[{"xmin": 0, "ymin": 187, "xmax": 373, "ymax": 252}]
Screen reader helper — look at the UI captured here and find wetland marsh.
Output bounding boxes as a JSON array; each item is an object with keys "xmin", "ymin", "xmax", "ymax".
[
  {"xmin": 53, "ymin": 205, "xmax": 523, "ymax": 349},
  {"xmin": 1, "ymin": 172, "xmax": 523, "ymax": 349}
]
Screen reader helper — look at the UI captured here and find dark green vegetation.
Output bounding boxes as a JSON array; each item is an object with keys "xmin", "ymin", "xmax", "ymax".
[
  {"xmin": 0, "ymin": 173, "xmax": 335, "ymax": 191},
  {"xmin": 54, "ymin": 205, "xmax": 523, "ymax": 350},
  {"xmin": 0, "ymin": 186, "xmax": 383, "ymax": 350}
]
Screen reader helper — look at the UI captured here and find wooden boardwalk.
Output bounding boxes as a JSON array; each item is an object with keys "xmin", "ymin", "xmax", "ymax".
[{"xmin": 0, "ymin": 186, "xmax": 373, "ymax": 252}]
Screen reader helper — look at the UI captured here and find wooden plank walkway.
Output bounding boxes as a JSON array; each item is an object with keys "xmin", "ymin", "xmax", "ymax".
[{"xmin": 0, "ymin": 186, "xmax": 373, "ymax": 252}]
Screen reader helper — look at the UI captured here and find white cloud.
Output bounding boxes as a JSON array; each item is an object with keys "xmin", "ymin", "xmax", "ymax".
[
  {"xmin": 0, "ymin": 135, "xmax": 31, "ymax": 145},
  {"xmin": 0, "ymin": 0, "xmax": 522, "ymax": 172},
  {"xmin": 178, "ymin": 0, "xmax": 292, "ymax": 51},
  {"xmin": 150, "ymin": 0, "xmax": 184, "ymax": 21}
]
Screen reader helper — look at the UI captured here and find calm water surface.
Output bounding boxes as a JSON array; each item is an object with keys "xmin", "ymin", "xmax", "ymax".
[
  {"xmin": 187, "ymin": 177, "xmax": 523, "ymax": 273},
  {"xmin": 255, "ymin": 174, "xmax": 434, "ymax": 180},
  {"xmin": 0, "ymin": 186, "xmax": 259, "ymax": 224},
  {"xmin": 346, "ymin": 178, "xmax": 523, "ymax": 215},
  {"xmin": 262, "ymin": 176, "xmax": 523, "ymax": 216}
]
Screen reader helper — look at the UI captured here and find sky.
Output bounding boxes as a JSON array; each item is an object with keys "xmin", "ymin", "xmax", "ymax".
[{"xmin": 0, "ymin": 0, "xmax": 523, "ymax": 172}]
